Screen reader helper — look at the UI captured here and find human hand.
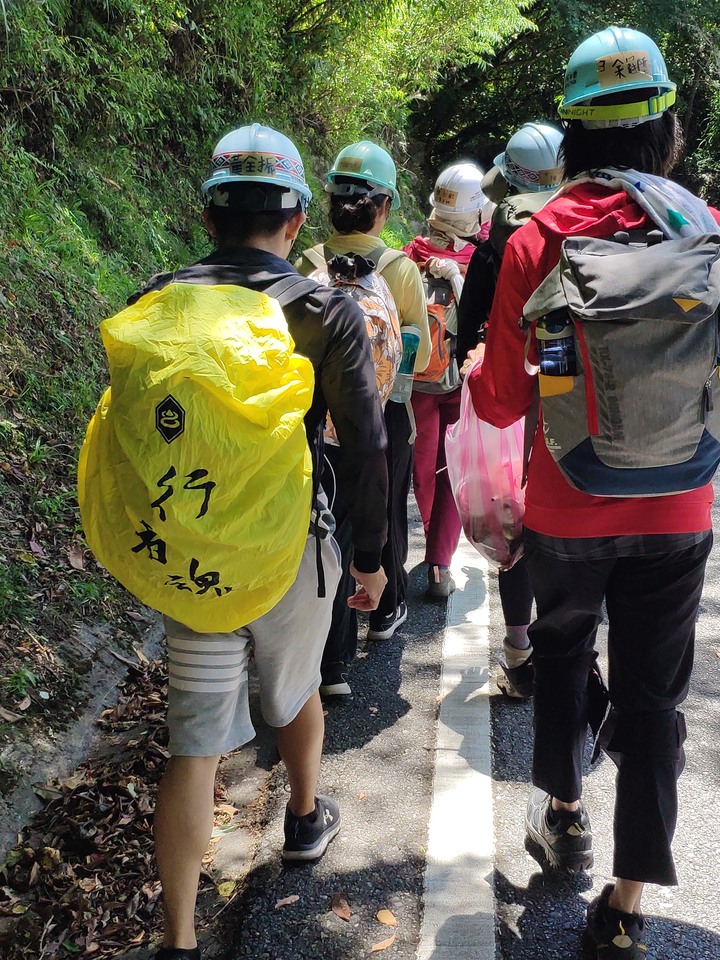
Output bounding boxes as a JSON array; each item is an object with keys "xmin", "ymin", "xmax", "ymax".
[
  {"xmin": 460, "ymin": 342, "xmax": 485, "ymax": 377},
  {"xmin": 347, "ymin": 564, "xmax": 388, "ymax": 611},
  {"xmin": 426, "ymin": 257, "xmax": 461, "ymax": 281}
]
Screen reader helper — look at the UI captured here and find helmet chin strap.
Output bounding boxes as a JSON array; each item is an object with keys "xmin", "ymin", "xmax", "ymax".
[
  {"xmin": 324, "ymin": 181, "xmax": 392, "ymax": 203},
  {"xmin": 559, "ymin": 88, "xmax": 676, "ymax": 126}
]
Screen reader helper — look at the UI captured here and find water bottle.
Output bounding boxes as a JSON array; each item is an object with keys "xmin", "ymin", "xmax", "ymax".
[
  {"xmin": 389, "ymin": 327, "xmax": 421, "ymax": 403},
  {"xmin": 536, "ymin": 314, "xmax": 577, "ymax": 377}
]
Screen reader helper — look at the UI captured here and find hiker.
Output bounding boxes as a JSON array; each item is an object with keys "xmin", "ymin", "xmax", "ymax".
[
  {"xmin": 457, "ymin": 121, "xmax": 565, "ymax": 361},
  {"xmin": 296, "ymin": 141, "xmax": 430, "ymax": 697},
  {"xmin": 79, "ymin": 123, "xmax": 390, "ymax": 960},
  {"xmin": 467, "ymin": 26, "xmax": 720, "ymax": 959},
  {"xmin": 457, "ymin": 121, "xmax": 564, "ymax": 699},
  {"xmin": 403, "ymin": 162, "xmax": 487, "ymax": 600}
]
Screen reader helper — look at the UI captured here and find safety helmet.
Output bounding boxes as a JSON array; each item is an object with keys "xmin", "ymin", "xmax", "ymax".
[
  {"xmin": 201, "ymin": 123, "xmax": 312, "ymax": 211},
  {"xmin": 325, "ymin": 141, "xmax": 400, "ymax": 210},
  {"xmin": 429, "ymin": 162, "xmax": 487, "ymax": 214},
  {"xmin": 494, "ymin": 123, "xmax": 564, "ymax": 193},
  {"xmin": 559, "ymin": 26, "xmax": 676, "ymax": 129}
]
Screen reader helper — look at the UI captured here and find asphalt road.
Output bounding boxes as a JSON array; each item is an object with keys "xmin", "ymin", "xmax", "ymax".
[
  {"xmin": 219, "ymin": 501, "xmax": 446, "ymax": 960},
  {"xmin": 178, "ymin": 491, "xmax": 720, "ymax": 960},
  {"xmin": 490, "ymin": 494, "xmax": 720, "ymax": 960}
]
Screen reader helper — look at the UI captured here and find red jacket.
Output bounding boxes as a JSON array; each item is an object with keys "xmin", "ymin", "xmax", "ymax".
[
  {"xmin": 468, "ymin": 182, "xmax": 719, "ymax": 537},
  {"xmin": 404, "ymin": 235, "xmax": 476, "ymax": 266}
]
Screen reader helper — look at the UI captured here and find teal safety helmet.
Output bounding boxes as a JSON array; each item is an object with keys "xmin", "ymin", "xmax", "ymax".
[
  {"xmin": 325, "ymin": 141, "xmax": 401, "ymax": 210},
  {"xmin": 494, "ymin": 122, "xmax": 564, "ymax": 192},
  {"xmin": 201, "ymin": 123, "xmax": 312, "ymax": 210},
  {"xmin": 559, "ymin": 26, "xmax": 676, "ymax": 129}
]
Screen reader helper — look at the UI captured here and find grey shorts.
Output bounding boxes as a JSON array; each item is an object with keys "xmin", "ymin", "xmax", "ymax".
[{"xmin": 163, "ymin": 534, "xmax": 341, "ymax": 756}]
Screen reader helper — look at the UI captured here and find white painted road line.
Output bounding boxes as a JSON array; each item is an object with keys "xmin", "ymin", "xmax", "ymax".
[{"xmin": 417, "ymin": 538, "xmax": 494, "ymax": 960}]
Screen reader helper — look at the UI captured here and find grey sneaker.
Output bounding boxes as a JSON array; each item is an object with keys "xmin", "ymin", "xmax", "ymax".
[
  {"xmin": 585, "ymin": 883, "xmax": 647, "ymax": 958},
  {"xmin": 496, "ymin": 640, "xmax": 534, "ymax": 698},
  {"xmin": 524, "ymin": 788, "xmax": 593, "ymax": 873},
  {"xmin": 426, "ymin": 564, "xmax": 455, "ymax": 601},
  {"xmin": 282, "ymin": 795, "xmax": 341, "ymax": 861}
]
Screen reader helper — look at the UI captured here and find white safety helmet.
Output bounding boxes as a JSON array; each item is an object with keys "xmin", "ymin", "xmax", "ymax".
[
  {"xmin": 201, "ymin": 123, "xmax": 312, "ymax": 211},
  {"xmin": 429, "ymin": 162, "xmax": 487, "ymax": 215},
  {"xmin": 494, "ymin": 122, "xmax": 564, "ymax": 193}
]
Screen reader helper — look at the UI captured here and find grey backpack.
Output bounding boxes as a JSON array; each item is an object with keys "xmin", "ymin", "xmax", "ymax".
[{"xmin": 522, "ymin": 230, "xmax": 720, "ymax": 496}]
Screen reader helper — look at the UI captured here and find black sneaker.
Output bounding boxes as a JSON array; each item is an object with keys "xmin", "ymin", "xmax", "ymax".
[
  {"xmin": 585, "ymin": 884, "xmax": 647, "ymax": 958},
  {"xmin": 367, "ymin": 601, "xmax": 408, "ymax": 640},
  {"xmin": 282, "ymin": 795, "xmax": 341, "ymax": 862},
  {"xmin": 319, "ymin": 662, "xmax": 352, "ymax": 698},
  {"xmin": 154, "ymin": 949, "xmax": 201, "ymax": 960},
  {"xmin": 524, "ymin": 788, "xmax": 593, "ymax": 873}
]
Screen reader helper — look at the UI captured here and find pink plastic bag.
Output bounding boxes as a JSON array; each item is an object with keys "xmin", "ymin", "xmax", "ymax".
[{"xmin": 445, "ymin": 368, "xmax": 525, "ymax": 569}]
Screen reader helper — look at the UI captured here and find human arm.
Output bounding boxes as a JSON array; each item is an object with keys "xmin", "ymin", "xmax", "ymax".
[
  {"xmin": 455, "ymin": 241, "xmax": 497, "ymax": 364},
  {"xmin": 382, "ymin": 256, "xmax": 432, "ymax": 372},
  {"xmin": 466, "ymin": 240, "xmax": 537, "ymax": 428},
  {"xmin": 347, "ymin": 564, "xmax": 388, "ymax": 610}
]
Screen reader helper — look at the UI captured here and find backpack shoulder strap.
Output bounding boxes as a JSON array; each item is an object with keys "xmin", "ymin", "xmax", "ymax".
[
  {"xmin": 301, "ymin": 244, "xmax": 328, "ymax": 272},
  {"xmin": 367, "ymin": 245, "xmax": 407, "ymax": 274},
  {"xmin": 264, "ymin": 274, "xmax": 321, "ymax": 309}
]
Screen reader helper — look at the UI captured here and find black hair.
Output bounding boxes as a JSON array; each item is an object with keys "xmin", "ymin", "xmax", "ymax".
[
  {"xmin": 560, "ymin": 88, "xmax": 682, "ymax": 180},
  {"xmin": 204, "ymin": 183, "xmax": 301, "ymax": 247},
  {"xmin": 328, "ymin": 177, "xmax": 389, "ymax": 234}
]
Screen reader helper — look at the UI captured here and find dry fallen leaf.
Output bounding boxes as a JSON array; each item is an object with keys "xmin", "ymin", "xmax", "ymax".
[
  {"xmin": 126, "ymin": 610, "xmax": 148, "ymax": 622},
  {"xmin": 217, "ymin": 880, "xmax": 236, "ymax": 898},
  {"xmin": 331, "ymin": 892, "xmax": 351, "ymax": 921},
  {"xmin": 68, "ymin": 542, "xmax": 85, "ymax": 570},
  {"xmin": 275, "ymin": 894, "xmax": 300, "ymax": 909},
  {"xmin": 29, "ymin": 539, "xmax": 46, "ymax": 558},
  {"xmin": 370, "ymin": 932, "xmax": 396, "ymax": 952},
  {"xmin": 376, "ymin": 909, "xmax": 398, "ymax": 927}
]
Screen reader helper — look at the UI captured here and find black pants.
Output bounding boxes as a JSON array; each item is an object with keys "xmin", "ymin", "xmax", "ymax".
[
  {"xmin": 320, "ymin": 444, "xmax": 357, "ymax": 669},
  {"xmin": 498, "ymin": 555, "xmax": 534, "ymax": 627},
  {"xmin": 375, "ymin": 400, "xmax": 413, "ymax": 619},
  {"xmin": 525, "ymin": 534, "xmax": 712, "ymax": 885}
]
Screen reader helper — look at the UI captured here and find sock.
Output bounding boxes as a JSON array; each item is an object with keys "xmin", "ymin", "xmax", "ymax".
[
  {"xmin": 548, "ymin": 799, "xmax": 581, "ymax": 825},
  {"xmin": 505, "ymin": 625, "xmax": 531, "ymax": 650}
]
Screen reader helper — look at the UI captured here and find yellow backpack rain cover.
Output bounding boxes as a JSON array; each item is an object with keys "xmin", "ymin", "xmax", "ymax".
[{"xmin": 78, "ymin": 280, "xmax": 315, "ymax": 633}]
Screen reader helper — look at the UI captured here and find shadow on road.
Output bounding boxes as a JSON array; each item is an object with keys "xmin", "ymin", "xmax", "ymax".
[{"xmin": 492, "ymin": 869, "xmax": 720, "ymax": 960}]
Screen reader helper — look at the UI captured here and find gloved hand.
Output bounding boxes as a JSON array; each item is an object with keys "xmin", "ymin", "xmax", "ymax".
[{"xmin": 426, "ymin": 257, "xmax": 461, "ymax": 281}]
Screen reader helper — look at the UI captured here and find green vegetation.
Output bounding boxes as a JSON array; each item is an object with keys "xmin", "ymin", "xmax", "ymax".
[
  {"xmin": 1, "ymin": 1, "xmax": 719, "ymax": 719},
  {"xmin": 413, "ymin": 0, "xmax": 720, "ymax": 202},
  {"xmin": 3, "ymin": 667, "xmax": 38, "ymax": 699},
  {"xmin": 0, "ymin": 0, "xmax": 530, "ymax": 716}
]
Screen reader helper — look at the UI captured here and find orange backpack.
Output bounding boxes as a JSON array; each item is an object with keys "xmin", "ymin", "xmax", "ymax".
[
  {"xmin": 413, "ymin": 263, "xmax": 464, "ymax": 391},
  {"xmin": 303, "ymin": 244, "xmax": 403, "ymax": 410}
]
